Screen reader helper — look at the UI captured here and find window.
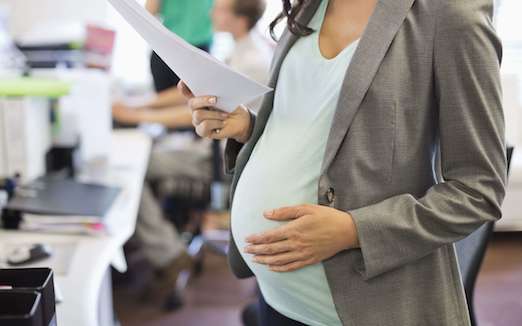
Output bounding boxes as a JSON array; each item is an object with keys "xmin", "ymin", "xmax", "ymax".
[
  {"xmin": 495, "ymin": 0, "xmax": 522, "ymax": 77},
  {"xmin": 494, "ymin": 0, "xmax": 522, "ymax": 144}
]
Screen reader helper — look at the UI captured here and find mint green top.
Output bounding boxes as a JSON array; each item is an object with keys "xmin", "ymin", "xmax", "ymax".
[
  {"xmin": 160, "ymin": 0, "xmax": 213, "ymax": 46},
  {"xmin": 231, "ymin": 1, "xmax": 360, "ymax": 325},
  {"xmin": 0, "ymin": 78, "xmax": 70, "ymax": 98}
]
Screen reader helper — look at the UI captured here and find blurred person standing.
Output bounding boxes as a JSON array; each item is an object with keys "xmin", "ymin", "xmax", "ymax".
[{"xmin": 146, "ymin": 0, "xmax": 214, "ymax": 92}]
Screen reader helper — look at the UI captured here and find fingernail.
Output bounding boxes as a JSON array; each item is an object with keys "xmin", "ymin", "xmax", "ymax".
[
  {"xmin": 264, "ymin": 209, "xmax": 274, "ymax": 217},
  {"xmin": 244, "ymin": 246, "xmax": 251, "ymax": 253},
  {"xmin": 209, "ymin": 97, "xmax": 217, "ymax": 104},
  {"xmin": 221, "ymin": 113, "xmax": 228, "ymax": 118}
]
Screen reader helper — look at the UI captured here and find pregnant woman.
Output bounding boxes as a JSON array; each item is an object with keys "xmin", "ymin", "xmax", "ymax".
[{"xmin": 180, "ymin": 0, "xmax": 506, "ymax": 325}]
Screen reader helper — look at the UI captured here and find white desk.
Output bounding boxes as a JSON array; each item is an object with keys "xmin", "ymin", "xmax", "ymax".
[{"xmin": 0, "ymin": 130, "xmax": 151, "ymax": 326}]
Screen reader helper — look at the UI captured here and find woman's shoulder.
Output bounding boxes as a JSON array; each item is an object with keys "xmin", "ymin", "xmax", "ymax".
[
  {"xmin": 428, "ymin": 0, "xmax": 501, "ymax": 65},
  {"xmin": 430, "ymin": 0, "xmax": 495, "ymax": 31}
]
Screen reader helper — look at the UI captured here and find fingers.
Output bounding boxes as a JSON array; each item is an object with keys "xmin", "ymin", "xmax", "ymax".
[
  {"xmin": 245, "ymin": 224, "xmax": 291, "ymax": 244},
  {"xmin": 244, "ymin": 240, "xmax": 293, "ymax": 255},
  {"xmin": 192, "ymin": 109, "xmax": 228, "ymax": 125},
  {"xmin": 188, "ymin": 95, "xmax": 217, "ymax": 111},
  {"xmin": 195, "ymin": 119, "xmax": 225, "ymax": 138},
  {"xmin": 187, "ymin": 94, "xmax": 228, "ymax": 139},
  {"xmin": 177, "ymin": 81, "xmax": 194, "ymax": 98},
  {"xmin": 263, "ymin": 204, "xmax": 314, "ymax": 221},
  {"xmin": 268, "ymin": 258, "xmax": 316, "ymax": 272},
  {"xmin": 252, "ymin": 251, "xmax": 306, "ymax": 267},
  {"xmin": 178, "ymin": 81, "xmax": 219, "ymax": 112}
]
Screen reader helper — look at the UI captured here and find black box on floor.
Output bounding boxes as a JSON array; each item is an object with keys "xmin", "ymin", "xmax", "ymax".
[
  {"xmin": 0, "ymin": 291, "xmax": 44, "ymax": 326},
  {"xmin": 0, "ymin": 268, "xmax": 57, "ymax": 326}
]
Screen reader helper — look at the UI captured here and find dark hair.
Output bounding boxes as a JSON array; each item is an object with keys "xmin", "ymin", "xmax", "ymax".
[
  {"xmin": 269, "ymin": 0, "xmax": 314, "ymax": 40},
  {"xmin": 233, "ymin": 0, "xmax": 267, "ymax": 30}
]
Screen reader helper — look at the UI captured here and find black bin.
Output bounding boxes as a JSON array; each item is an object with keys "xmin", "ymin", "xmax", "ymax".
[
  {"xmin": 0, "ymin": 268, "xmax": 56, "ymax": 326},
  {"xmin": 0, "ymin": 291, "xmax": 43, "ymax": 326}
]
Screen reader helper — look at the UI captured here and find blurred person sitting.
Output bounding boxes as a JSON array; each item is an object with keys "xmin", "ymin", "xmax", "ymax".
[{"xmin": 113, "ymin": 0, "xmax": 272, "ymax": 305}]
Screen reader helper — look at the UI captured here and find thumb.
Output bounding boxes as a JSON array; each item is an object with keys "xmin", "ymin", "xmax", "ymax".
[{"xmin": 178, "ymin": 81, "xmax": 194, "ymax": 98}]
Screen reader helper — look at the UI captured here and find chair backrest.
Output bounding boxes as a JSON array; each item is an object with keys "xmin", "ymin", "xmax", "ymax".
[
  {"xmin": 455, "ymin": 222, "xmax": 494, "ymax": 293},
  {"xmin": 455, "ymin": 146, "xmax": 514, "ymax": 324},
  {"xmin": 212, "ymin": 140, "xmax": 223, "ymax": 182}
]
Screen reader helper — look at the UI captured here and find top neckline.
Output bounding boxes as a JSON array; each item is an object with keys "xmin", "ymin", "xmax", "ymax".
[{"xmin": 312, "ymin": 0, "xmax": 360, "ymax": 62}]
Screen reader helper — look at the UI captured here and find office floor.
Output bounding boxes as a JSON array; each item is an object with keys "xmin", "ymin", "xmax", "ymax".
[
  {"xmin": 114, "ymin": 233, "xmax": 522, "ymax": 326},
  {"xmin": 475, "ymin": 232, "xmax": 522, "ymax": 326},
  {"xmin": 113, "ymin": 249, "xmax": 257, "ymax": 326}
]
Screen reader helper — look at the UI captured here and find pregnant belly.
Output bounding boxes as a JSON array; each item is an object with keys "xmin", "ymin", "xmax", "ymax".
[
  {"xmin": 230, "ymin": 163, "xmax": 341, "ymax": 325},
  {"xmin": 229, "ymin": 151, "xmax": 327, "ymax": 281},
  {"xmin": 230, "ymin": 161, "xmax": 318, "ymax": 265}
]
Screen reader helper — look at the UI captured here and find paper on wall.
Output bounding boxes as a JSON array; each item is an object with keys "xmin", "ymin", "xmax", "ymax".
[{"xmin": 108, "ymin": 0, "xmax": 272, "ymax": 112}]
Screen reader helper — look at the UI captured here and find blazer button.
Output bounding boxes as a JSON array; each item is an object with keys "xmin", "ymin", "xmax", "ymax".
[{"xmin": 326, "ymin": 187, "xmax": 335, "ymax": 204}]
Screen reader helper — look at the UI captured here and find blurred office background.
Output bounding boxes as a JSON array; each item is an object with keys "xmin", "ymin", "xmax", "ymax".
[{"xmin": 0, "ymin": 0, "xmax": 283, "ymax": 85}]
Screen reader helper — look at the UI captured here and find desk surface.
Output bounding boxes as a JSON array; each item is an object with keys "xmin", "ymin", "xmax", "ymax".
[{"xmin": 0, "ymin": 130, "xmax": 151, "ymax": 326}]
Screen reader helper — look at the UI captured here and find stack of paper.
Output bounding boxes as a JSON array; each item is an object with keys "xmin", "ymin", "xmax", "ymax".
[
  {"xmin": 108, "ymin": 0, "xmax": 272, "ymax": 113},
  {"xmin": 19, "ymin": 214, "xmax": 107, "ymax": 236}
]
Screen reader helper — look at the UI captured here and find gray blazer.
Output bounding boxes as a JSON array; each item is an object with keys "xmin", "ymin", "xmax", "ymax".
[{"xmin": 224, "ymin": 0, "xmax": 506, "ymax": 325}]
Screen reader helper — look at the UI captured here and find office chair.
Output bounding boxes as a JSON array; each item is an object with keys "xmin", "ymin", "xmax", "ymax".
[{"xmin": 455, "ymin": 146, "xmax": 514, "ymax": 326}]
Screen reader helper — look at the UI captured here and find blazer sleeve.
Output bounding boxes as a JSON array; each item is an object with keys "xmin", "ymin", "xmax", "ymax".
[
  {"xmin": 224, "ymin": 109, "xmax": 257, "ymax": 278},
  {"xmin": 224, "ymin": 109, "xmax": 257, "ymax": 175},
  {"xmin": 349, "ymin": 0, "xmax": 507, "ymax": 281}
]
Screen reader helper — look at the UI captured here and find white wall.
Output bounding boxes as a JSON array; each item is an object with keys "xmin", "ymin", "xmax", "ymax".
[
  {"xmin": 106, "ymin": 0, "xmax": 151, "ymax": 88},
  {"xmin": 0, "ymin": 0, "xmax": 107, "ymax": 37},
  {"xmin": 496, "ymin": 0, "xmax": 522, "ymax": 146}
]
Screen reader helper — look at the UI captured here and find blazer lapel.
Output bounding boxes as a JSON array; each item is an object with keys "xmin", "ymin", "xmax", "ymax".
[{"xmin": 320, "ymin": 0, "xmax": 416, "ymax": 174}]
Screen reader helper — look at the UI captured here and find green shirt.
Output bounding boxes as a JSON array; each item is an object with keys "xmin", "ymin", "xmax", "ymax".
[{"xmin": 160, "ymin": 0, "xmax": 213, "ymax": 46}]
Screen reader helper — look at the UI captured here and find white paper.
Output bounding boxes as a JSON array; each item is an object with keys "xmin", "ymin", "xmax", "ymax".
[{"xmin": 108, "ymin": 0, "xmax": 272, "ymax": 112}]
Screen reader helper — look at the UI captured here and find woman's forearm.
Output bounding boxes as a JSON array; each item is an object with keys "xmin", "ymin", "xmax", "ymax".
[
  {"xmin": 138, "ymin": 87, "xmax": 188, "ymax": 110},
  {"xmin": 140, "ymin": 106, "xmax": 193, "ymax": 128}
]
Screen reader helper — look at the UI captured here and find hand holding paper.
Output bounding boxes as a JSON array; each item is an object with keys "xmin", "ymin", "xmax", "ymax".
[{"xmin": 108, "ymin": 0, "xmax": 272, "ymax": 112}]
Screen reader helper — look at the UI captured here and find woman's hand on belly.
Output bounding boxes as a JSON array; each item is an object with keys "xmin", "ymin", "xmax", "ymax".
[{"xmin": 243, "ymin": 204, "xmax": 360, "ymax": 272}]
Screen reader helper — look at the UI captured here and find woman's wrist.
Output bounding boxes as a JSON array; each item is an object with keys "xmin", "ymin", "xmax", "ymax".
[
  {"xmin": 346, "ymin": 213, "xmax": 360, "ymax": 249},
  {"xmin": 338, "ymin": 212, "xmax": 360, "ymax": 250},
  {"xmin": 234, "ymin": 106, "xmax": 255, "ymax": 144}
]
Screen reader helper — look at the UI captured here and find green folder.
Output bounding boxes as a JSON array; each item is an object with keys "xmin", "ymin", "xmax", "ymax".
[{"xmin": 0, "ymin": 78, "xmax": 71, "ymax": 98}]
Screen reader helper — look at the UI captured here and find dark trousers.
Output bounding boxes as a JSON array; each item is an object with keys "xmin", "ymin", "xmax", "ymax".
[
  {"xmin": 150, "ymin": 43, "xmax": 211, "ymax": 92},
  {"xmin": 257, "ymin": 293, "xmax": 308, "ymax": 326}
]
